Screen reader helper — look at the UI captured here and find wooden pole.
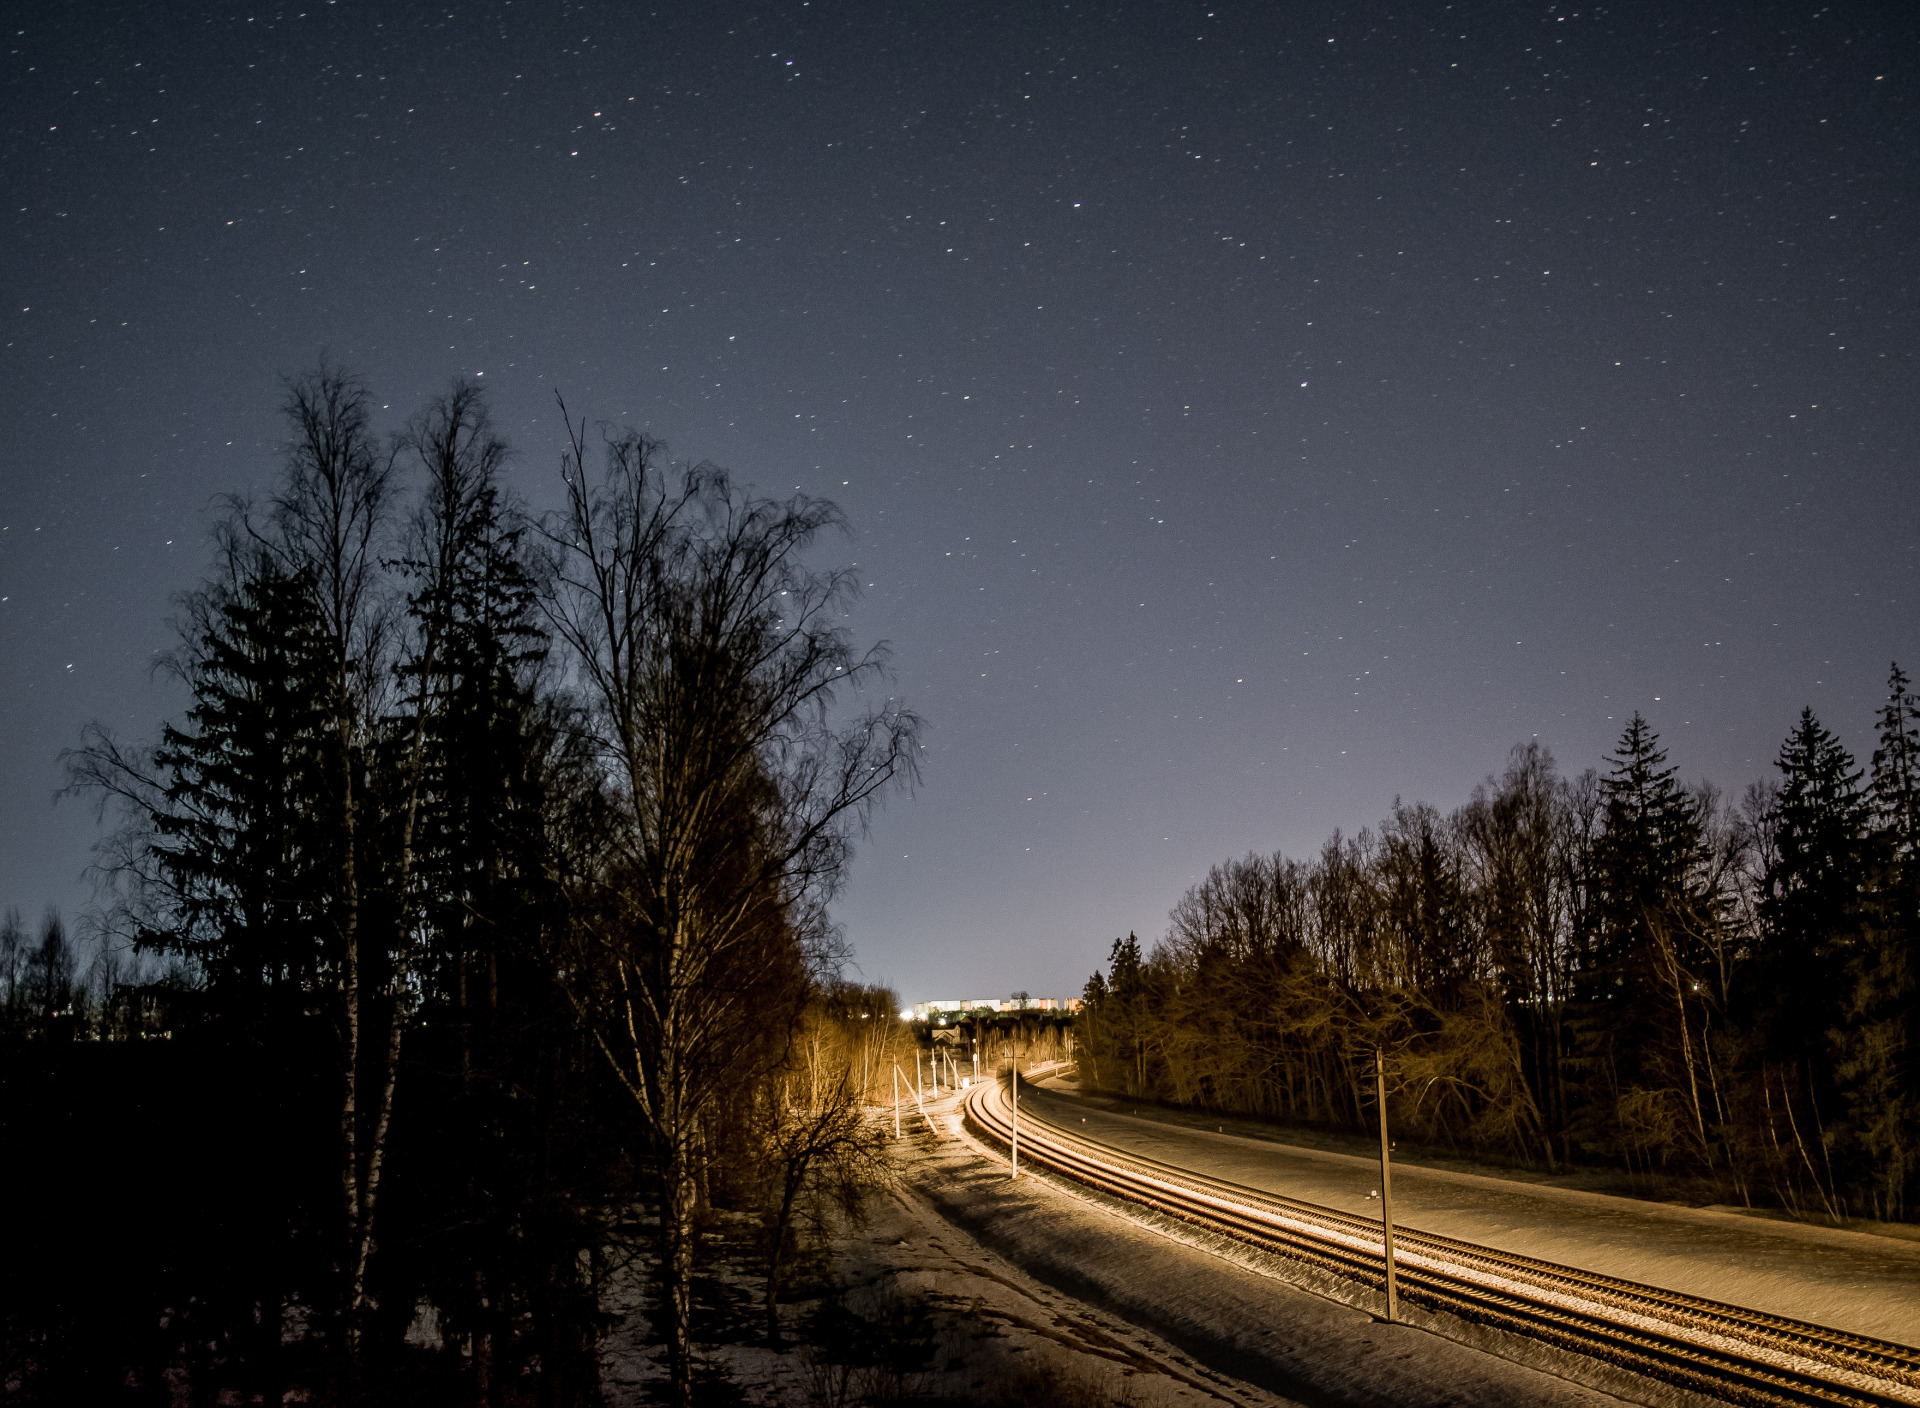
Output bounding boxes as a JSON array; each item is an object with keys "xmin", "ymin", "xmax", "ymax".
[
  {"xmin": 1376, "ymin": 1048, "xmax": 1398, "ymax": 1322},
  {"xmin": 892, "ymin": 1065, "xmax": 901, "ymax": 1139}
]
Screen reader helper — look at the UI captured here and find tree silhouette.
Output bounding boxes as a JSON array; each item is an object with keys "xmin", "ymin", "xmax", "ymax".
[{"xmin": 536, "ymin": 415, "xmax": 918, "ymax": 1408}]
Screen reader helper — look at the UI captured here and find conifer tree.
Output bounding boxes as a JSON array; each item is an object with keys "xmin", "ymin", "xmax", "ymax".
[
  {"xmin": 1873, "ymin": 663, "xmax": 1920, "ymax": 861},
  {"xmin": 1754, "ymin": 709, "xmax": 1870, "ymax": 1068},
  {"xmin": 149, "ymin": 543, "xmax": 333, "ymax": 1004},
  {"xmin": 393, "ymin": 380, "xmax": 544, "ymax": 1039},
  {"xmin": 382, "ymin": 381, "xmax": 604, "ymax": 1388},
  {"xmin": 69, "ymin": 536, "xmax": 333, "ymax": 1010},
  {"xmin": 1592, "ymin": 716, "xmax": 1704, "ymax": 966},
  {"xmin": 1576, "ymin": 716, "xmax": 1711, "ymax": 1165},
  {"xmin": 63, "ymin": 532, "xmax": 342, "ymax": 1400},
  {"xmin": 1100, "ymin": 933, "xmax": 1150, "ymax": 1094},
  {"xmin": 73, "ymin": 365, "xmax": 414, "ymax": 1383},
  {"xmin": 1845, "ymin": 666, "xmax": 1920, "ymax": 1218}
]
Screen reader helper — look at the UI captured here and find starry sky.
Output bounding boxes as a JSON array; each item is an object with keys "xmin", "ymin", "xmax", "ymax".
[{"xmin": 2, "ymin": 0, "xmax": 1915, "ymax": 1004}]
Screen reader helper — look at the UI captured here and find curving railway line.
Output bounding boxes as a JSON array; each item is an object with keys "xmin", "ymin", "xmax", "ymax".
[{"xmin": 960, "ymin": 1074, "xmax": 1920, "ymax": 1408}]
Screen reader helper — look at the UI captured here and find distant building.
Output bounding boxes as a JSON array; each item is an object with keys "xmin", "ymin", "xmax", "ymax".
[{"xmin": 909, "ymin": 994, "xmax": 1077, "ymax": 1019}]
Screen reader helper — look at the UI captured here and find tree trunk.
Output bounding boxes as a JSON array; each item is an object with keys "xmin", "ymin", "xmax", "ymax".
[
  {"xmin": 350, "ymin": 999, "xmax": 406, "ymax": 1336},
  {"xmin": 337, "ymin": 706, "xmax": 366, "ymax": 1384},
  {"xmin": 764, "ymin": 1174, "xmax": 803, "ymax": 1348},
  {"xmin": 659, "ymin": 1148, "xmax": 699, "ymax": 1408},
  {"xmin": 1671, "ymin": 970, "xmax": 1711, "ymax": 1166},
  {"xmin": 1778, "ymin": 1067, "xmax": 1839, "ymax": 1222}
]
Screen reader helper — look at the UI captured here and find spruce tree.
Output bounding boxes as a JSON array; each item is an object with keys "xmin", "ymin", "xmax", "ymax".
[
  {"xmin": 1105, "ymin": 932, "xmax": 1149, "ymax": 1094},
  {"xmin": 63, "ymin": 534, "xmax": 341, "ymax": 1399},
  {"xmin": 382, "ymin": 382, "xmax": 601, "ymax": 1384},
  {"xmin": 75, "ymin": 366, "xmax": 407, "ymax": 1379},
  {"xmin": 61, "ymin": 368, "xmax": 629, "ymax": 1396},
  {"xmin": 1754, "ymin": 709, "xmax": 1869, "ymax": 1066},
  {"xmin": 1847, "ymin": 667, "xmax": 1920, "ymax": 1218},
  {"xmin": 146, "ymin": 543, "xmax": 333, "ymax": 1007},
  {"xmin": 1872, "ymin": 664, "xmax": 1920, "ymax": 873},
  {"xmin": 1588, "ymin": 717, "xmax": 1706, "ymax": 1011},
  {"xmin": 1593, "ymin": 716, "xmax": 1703, "ymax": 963},
  {"xmin": 1576, "ymin": 716, "xmax": 1709, "ymax": 1166},
  {"xmin": 393, "ymin": 381, "xmax": 546, "ymax": 1031}
]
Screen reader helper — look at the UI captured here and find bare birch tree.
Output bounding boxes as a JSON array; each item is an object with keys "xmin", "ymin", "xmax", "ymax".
[
  {"xmin": 268, "ymin": 365, "xmax": 404, "ymax": 1379},
  {"xmin": 537, "ymin": 413, "xmax": 918, "ymax": 1407}
]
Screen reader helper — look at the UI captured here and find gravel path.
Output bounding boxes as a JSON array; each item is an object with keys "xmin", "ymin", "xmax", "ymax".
[{"xmin": 1025, "ymin": 1082, "xmax": 1920, "ymax": 1347}]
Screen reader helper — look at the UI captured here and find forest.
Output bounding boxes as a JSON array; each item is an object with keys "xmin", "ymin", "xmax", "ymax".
[
  {"xmin": 6, "ymin": 364, "xmax": 1914, "ymax": 1404},
  {"xmin": 1076, "ymin": 690, "xmax": 1919, "ymax": 1226},
  {"xmin": 0, "ymin": 367, "xmax": 921, "ymax": 1407}
]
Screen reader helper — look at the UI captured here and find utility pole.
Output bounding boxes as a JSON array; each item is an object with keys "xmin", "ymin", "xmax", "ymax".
[
  {"xmin": 1010, "ymin": 1061, "xmax": 1020, "ymax": 1179},
  {"xmin": 1376, "ymin": 1048, "xmax": 1398, "ymax": 1323}
]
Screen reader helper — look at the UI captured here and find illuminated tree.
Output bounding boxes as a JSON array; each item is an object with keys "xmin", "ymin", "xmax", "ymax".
[{"xmin": 538, "ymin": 416, "xmax": 918, "ymax": 1407}]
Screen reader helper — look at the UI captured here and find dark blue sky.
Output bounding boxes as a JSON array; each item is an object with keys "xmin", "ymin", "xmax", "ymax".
[{"xmin": 2, "ymin": 0, "xmax": 1914, "ymax": 1003}]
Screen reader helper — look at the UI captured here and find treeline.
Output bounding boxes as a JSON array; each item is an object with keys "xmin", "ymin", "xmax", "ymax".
[
  {"xmin": 0, "ymin": 904, "xmax": 193, "ymax": 1042},
  {"xmin": 1078, "ymin": 691, "xmax": 1919, "ymax": 1224},
  {"xmin": 2, "ymin": 367, "xmax": 917, "ymax": 1406}
]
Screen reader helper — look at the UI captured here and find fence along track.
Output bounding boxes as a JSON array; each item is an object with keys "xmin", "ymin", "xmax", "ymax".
[{"xmin": 961, "ymin": 1079, "xmax": 1920, "ymax": 1408}]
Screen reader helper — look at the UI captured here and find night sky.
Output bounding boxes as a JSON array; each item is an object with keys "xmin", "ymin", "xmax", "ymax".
[{"xmin": 2, "ymin": 1, "xmax": 1914, "ymax": 1005}]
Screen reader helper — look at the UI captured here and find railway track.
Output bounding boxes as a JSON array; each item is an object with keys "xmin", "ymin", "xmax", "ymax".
[{"xmin": 960, "ymin": 1077, "xmax": 1920, "ymax": 1408}]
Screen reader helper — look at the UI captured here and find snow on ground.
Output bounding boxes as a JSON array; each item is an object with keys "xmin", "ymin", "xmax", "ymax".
[
  {"xmin": 1025, "ymin": 1080, "xmax": 1920, "ymax": 1348},
  {"xmin": 591, "ymin": 1074, "xmax": 1912, "ymax": 1406},
  {"xmin": 914, "ymin": 1089, "xmax": 1643, "ymax": 1408},
  {"xmin": 594, "ymin": 1119, "xmax": 1304, "ymax": 1407}
]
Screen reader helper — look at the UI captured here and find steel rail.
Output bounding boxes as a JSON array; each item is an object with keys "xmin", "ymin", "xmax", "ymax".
[{"xmin": 961, "ymin": 1079, "xmax": 1920, "ymax": 1408}]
